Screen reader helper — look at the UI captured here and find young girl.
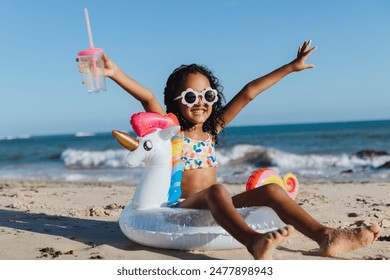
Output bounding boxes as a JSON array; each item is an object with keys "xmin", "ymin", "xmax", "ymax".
[{"xmin": 78, "ymin": 40, "xmax": 381, "ymax": 259}]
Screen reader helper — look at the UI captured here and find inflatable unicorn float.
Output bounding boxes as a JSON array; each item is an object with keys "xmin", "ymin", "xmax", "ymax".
[{"xmin": 112, "ymin": 112, "xmax": 299, "ymax": 250}]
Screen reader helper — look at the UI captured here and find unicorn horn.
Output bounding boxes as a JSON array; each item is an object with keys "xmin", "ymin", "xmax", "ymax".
[{"xmin": 112, "ymin": 130, "xmax": 139, "ymax": 151}]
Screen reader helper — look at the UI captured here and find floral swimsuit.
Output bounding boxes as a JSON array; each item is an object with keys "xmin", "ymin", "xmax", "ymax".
[{"xmin": 181, "ymin": 134, "xmax": 218, "ymax": 170}]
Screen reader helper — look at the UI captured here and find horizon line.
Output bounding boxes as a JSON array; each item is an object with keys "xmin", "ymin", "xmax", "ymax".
[{"xmin": 2, "ymin": 118, "xmax": 390, "ymax": 139}]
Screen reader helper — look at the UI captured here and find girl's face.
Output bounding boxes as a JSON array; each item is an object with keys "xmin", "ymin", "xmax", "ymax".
[{"xmin": 176, "ymin": 73, "xmax": 213, "ymax": 127}]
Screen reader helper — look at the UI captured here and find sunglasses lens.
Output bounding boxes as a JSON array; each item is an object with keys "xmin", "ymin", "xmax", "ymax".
[
  {"xmin": 184, "ymin": 91, "xmax": 197, "ymax": 104},
  {"xmin": 204, "ymin": 90, "xmax": 217, "ymax": 103}
]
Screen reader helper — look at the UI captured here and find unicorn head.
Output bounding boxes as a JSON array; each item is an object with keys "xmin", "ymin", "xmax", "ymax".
[
  {"xmin": 112, "ymin": 112, "xmax": 180, "ymax": 209},
  {"xmin": 112, "ymin": 112, "xmax": 180, "ymax": 167},
  {"xmin": 113, "ymin": 126, "xmax": 179, "ymax": 167}
]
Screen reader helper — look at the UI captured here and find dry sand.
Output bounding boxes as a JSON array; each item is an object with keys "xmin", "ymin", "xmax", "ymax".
[{"xmin": 0, "ymin": 179, "xmax": 389, "ymax": 260}]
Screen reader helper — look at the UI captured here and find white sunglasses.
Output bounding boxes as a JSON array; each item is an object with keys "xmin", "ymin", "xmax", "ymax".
[{"xmin": 173, "ymin": 87, "xmax": 219, "ymax": 107}]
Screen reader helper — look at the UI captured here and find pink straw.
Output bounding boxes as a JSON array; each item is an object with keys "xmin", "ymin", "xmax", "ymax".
[
  {"xmin": 84, "ymin": 8, "xmax": 95, "ymax": 49},
  {"xmin": 83, "ymin": 8, "xmax": 99, "ymax": 90}
]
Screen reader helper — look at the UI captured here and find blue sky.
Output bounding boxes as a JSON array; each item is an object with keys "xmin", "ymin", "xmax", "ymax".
[{"xmin": 1, "ymin": 0, "xmax": 389, "ymax": 137}]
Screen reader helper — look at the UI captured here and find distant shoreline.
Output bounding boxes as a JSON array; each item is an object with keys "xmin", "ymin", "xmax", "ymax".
[{"xmin": 2, "ymin": 118, "xmax": 390, "ymax": 139}]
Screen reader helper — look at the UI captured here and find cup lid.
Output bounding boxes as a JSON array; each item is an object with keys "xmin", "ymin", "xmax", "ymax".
[{"xmin": 78, "ymin": 48, "xmax": 103, "ymax": 56}]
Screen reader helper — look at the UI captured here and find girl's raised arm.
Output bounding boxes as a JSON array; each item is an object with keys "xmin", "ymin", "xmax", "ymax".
[
  {"xmin": 221, "ymin": 40, "xmax": 316, "ymax": 129},
  {"xmin": 98, "ymin": 54, "xmax": 165, "ymax": 114}
]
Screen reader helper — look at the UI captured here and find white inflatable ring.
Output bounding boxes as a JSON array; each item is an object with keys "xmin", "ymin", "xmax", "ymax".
[
  {"xmin": 113, "ymin": 113, "xmax": 286, "ymax": 251},
  {"xmin": 119, "ymin": 205, "xmax": 286, "ymax": 250}
]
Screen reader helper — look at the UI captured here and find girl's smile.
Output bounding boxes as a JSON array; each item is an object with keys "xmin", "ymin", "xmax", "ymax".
[{"xmin": 178, "ymin": 73, "xmax": 213, "ymax": 127}]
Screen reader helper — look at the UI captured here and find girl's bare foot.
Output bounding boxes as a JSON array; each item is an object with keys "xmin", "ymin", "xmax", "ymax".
[
  {"xmin": 319, "ymin": 224, "xmax": 381, "ymax": 257},
  {"xmin": 248, "ymin": 225, "xmax": 295, "ymax": 260}
]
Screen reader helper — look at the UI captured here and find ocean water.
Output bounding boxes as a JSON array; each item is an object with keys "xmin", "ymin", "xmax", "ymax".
[{"xmin": 1, "ymin": 120, "xmax": 390, "ymax": 184}]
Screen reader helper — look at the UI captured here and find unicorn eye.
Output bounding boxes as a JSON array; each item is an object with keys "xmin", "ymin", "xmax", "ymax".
[{"xmin": 143, "ymin": 140, "xmax": 153, "ymax": 151}]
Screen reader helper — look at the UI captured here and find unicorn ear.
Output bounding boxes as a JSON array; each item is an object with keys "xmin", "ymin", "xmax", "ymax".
[{"xmin": 158, "ymin": 126, "xmax": 180, "ymax": 140}]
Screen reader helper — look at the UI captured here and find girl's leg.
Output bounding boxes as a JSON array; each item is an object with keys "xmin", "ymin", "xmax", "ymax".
[
  {"xmin": 232, "ymin": 183, "xmax": 381, "ymax": 256},
  {"xmin": 179, "ymin": 184, "xmax": 294, "ymax": 259}
]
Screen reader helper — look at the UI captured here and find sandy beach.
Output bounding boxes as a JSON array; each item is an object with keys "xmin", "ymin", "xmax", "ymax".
[{"xmin": 0, "ymin": 179, "xmax": 389, "ymax": 260}]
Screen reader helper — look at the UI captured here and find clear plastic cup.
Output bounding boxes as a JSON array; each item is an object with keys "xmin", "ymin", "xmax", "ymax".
[{"xmin": 77, "ymin": 48, "xmax": 106, "ymax": 93}]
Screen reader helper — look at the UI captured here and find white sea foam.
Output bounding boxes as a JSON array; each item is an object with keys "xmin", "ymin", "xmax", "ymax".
[
  {"xmin": 61, "ymin": 148, "xmax": 128, "ymax": 168},
  {"xmin": 217, "ymin": 144, "xmax": 390, "ymax": 178},
  {"xmin": 55, "ymin": 144, "xmax": 390, "ymax": 183},
  {"xmin": 0, "ymin": 135, "xmax": 31, "ymax": 141},
  {"xmin": 217, "ymin": 144, "xmax": 268, "ymax": 165},
  {"xmin": 61, "ymin": 144, "xmax": 390, "ymax": 172},
  {"xmin": 75, "ymin": 132, "xmax": 96, "ymax": 137}
]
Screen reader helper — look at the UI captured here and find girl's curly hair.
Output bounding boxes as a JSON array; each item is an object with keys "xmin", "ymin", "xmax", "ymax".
[{"xmin": 163, "ymin": 64, "xmax": 226, "ymax": 144}]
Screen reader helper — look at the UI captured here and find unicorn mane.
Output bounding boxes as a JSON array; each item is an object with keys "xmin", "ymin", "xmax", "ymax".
[{"xmin": 130, "ymin": 112, "xmax": 177, "ymax": 137}]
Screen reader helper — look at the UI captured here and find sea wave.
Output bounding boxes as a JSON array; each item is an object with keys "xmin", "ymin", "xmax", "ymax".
[
  {"xmin": 0, "ymin": 135, "xmax": 31, "ymax": 141},
  {"xmin": 74, "ymin": 132, "xmax": 96, "ymax": 137},
  {"xmin": 3, "ymin": 120, "xmax": 390, "ymax": 183},
  {"xmin": 61, "ymin": 144, "xmax": 390, "ymax": 173},
  {"xmin": 217, "ymin": 144, "xmax": 390, "ymax": 172},
  {"xmin": 61, "ymin": 148, "xmax": 128, "ymax": 168}
]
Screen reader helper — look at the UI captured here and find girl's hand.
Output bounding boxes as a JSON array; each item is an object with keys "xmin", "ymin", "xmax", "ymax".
[
  {"xmin": 289, "ymin": 40, "xmax": 317, "ymax": 72},
  {"xmin": 77, "ymin": 54, "xmax": 118, "ymax": 78},
  {"xmin": 101, "ymin": 54, "xmax": 119, "ymax": 78}
]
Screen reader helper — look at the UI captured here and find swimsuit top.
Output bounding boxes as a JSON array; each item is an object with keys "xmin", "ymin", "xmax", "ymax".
[{"xmin": 181, "ymin": 134, "xmax": 218, "ymax": 170}]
